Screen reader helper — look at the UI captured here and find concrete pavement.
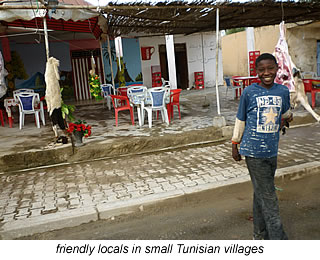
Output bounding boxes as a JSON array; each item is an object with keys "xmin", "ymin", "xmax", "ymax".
[{"xmin": 0, "ymin": 86, "xmax": 319, "ymax": 239}]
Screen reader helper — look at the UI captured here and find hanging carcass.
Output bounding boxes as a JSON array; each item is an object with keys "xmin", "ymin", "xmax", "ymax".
[
  {"xmin": 45, "ymin": 57, "xmax": 69, "ymax": 144},
  {"xmin": 274, "ymin": 22, "xmax": 320, "ymax": 122}
]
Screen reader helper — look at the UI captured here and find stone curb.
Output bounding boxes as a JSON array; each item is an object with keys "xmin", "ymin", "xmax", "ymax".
[
  {"xmin": 0, "ymin": 126, "xmax": 234, "ymax": 173},
  {"xmin": 0, "ymin": 207, "xmax": 98, "ymax": 240},
  {"xmin": 0, "ymin": 161, "xmax": 319, "ymax": 239}
]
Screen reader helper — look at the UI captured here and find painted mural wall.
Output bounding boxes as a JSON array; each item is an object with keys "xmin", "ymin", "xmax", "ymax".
[
  {"xmin": 101, "ymin": 38, "xmax": 142, "ymax": 86},
  {"xmin": 139, "ymin": 32, "xmax": 223, "ymax": 89},
  {"xmin": 1, "ymin": 38, "xmax": 100, "ymax": 100},
  {"xmin": 10, "ymin": 41, "xmax": 72, "ymax": 85}
]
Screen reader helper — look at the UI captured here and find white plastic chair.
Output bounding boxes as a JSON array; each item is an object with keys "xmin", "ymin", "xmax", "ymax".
[
  {"xmin": 224, "ymin": 77, "xmax": 243, "ymax": 99},
  {"xmin": 127, "ymin": 85, "xmax": 147, "ymax": 127},
  {"xmin": 161, "ymin": 78, "xmax": 170, "ymax": 87},
  {"xmin": 16, "ymin": 92, "xmax": 41, "ymax": 129},
  {"xmin": 13, "ymin": 89, "xmax": 34, "ymax": 101},
  {"xmin": 301, "ymin": 71, "xmax": 317, "ymax": 79},
  {"xmin": 101, "ymin": 84, "xmax": 114, "ymax": 110},
  {"xmin": 13, "ymin": 89, "xmax": 45, "ymax": 126},
  {"xmin": 141, "ymin": 87, "xmax": 169, "ymax": 128}
]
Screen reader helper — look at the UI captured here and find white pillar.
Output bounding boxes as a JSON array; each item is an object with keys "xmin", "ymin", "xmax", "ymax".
[
  {"xmin": 43, "ymin": 16, "xmax": 50, "ymax": 61},
  {"xmin": 114, "ymin": 36, "xmax": 123, "ymax": 68},
  {"xmin": 213, "ymin": 7, "xmax": 226, "ymax": 127},
  {"xmin": 246, "ymin": 27, "xmax": 255, "ymax": 75},
  {"xmin": 215, "ymin": 8, "xmax": 221, "ymax": 116},
  {"xmin": 165, "ymin": 35, "xmax": 177, "ymax": 89},
  {"xmin": 107, "ymin": 35, "xmax": 115, "ymax": 94},
  {"xmin": 99, "ymin": 40, "xmax": 106, "ymax": 84}
]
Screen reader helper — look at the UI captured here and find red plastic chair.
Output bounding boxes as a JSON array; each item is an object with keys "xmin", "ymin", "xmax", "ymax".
[
  {"xmin": 110, "ymin": 95, "xmax": 134, "ymax": 127},
  {"xmin": 117, "ymin": 87, "xmax": 128, "ymax": 97},
  {"xmin": 167, "ymin": 89, "xmax": 182, "ymax": 121},
  {"xmin": 303, "ymin": 79, "xmax": 320, "ymax": 108},
  {"xmin": 117, "ymin": 87, "xmax": 128, "ymax": 106}
]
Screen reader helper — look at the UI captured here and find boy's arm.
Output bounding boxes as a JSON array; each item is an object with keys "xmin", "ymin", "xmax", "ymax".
[
  {"xmin": 231, "ymin": 118, "xmax": 245, "ymax": 161},
  {"xmin": 231, "ymin": 89, "xmax": 247, "ymax": 162},
  {"xmin": 282, "ymin": 109, "xmax": 293, "ymax": 121},
  {"xmin": 282, "ymin": 89, "xmax": 293, "ymax": 121}
]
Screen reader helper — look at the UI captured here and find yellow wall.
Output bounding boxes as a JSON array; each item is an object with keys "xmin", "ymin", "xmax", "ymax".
[
  {"xmin": 222, "ymin": 23, "xmax": 320, "ymax": 77},
  {"xmin": 254, "ymin": 25, "xmax": 279, "ymax": 54},
  {"xmin": 221, "ymin": 30, "xmax": 248, "ymax": 77}
]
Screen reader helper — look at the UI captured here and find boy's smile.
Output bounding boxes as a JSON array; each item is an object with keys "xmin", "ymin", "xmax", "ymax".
[{"xmin": 256, "ymin": 59, "xmax": 278, "ymax": 89}]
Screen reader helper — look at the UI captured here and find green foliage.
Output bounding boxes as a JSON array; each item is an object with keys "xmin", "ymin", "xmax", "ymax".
[
  {"xmin": 60, "ymin": 88, "xmax": 76, "ymax": 122},
  {"xmin": 60, "ymin": 71, "xmax": 74, "ymax": 100},
  {"xmin": 135, "ymin": 72, "xmax": 143, "ymax": 82},
  {"xmin": 117, "ymin": 57, "xmax": 126, "ymax": 87},
  {"xmin": 5, "ymin": 51, "xmax": 28, "ymax": 90},
  {"xmin": 103, "ymin": 46, "xmax": 116, "ymax": 62},
  {"xmin": 89, "ymin": 73, "xmax": 103, "ymax": 101},
  {"xmin": 226, "ymin": 27, "xmax": 246, "ymax": 35},
  {"xmin": 60, "ymin": 84, "xmax": 74, "ymax": 101}
]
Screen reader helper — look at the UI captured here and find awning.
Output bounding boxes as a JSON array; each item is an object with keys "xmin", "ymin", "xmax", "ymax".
[{"xmin": 0, "ymin": 4, "xmax": 104, "ymax": 39}]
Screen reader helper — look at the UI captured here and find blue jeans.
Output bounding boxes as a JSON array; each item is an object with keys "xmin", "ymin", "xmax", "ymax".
[{"xmin": 245, "ymin": 156, "xmax": 288, "ymax": 240}]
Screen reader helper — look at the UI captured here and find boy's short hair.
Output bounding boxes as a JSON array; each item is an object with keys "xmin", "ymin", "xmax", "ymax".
[{"xmin": 255, "ymin": 53, "xmax": 278, "ymax": 67}]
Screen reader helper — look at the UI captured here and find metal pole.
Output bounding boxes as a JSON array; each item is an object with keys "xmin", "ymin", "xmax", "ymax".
[
  {"xmin": 107, "ymin": 35, "xmax": 115, "ymax": 94},
  {"xmin": 99, "ymin": 40, "xmax": 106, "ymax": 84},
  {"xmin": 43, "ymin": 16, "xmax": 50, "ymax": 61},
  {"xmin": 215, "ymin": 8, "xmax": 221, "ymax": 115}
]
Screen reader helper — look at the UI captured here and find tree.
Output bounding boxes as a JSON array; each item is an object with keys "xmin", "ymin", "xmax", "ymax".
[
  {"xmin": 226, "ymin": 27, "xmax": 246, "ymax": 35},
  {"xmin": 5, "ymin": 51, "xmax": 28, "ymax": 91}
]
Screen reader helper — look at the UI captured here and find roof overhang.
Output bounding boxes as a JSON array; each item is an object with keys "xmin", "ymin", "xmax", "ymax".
[
  {"xmin": 1, "ymin": 1, "xmax": 320, "ymax": 39},
  {"xmin": 0, "ymin": 2, "xmax": 104, "ymax": 39},
  {"xmin": 97, "ymin": 0, "xmax": 320, "ymax": 37}
]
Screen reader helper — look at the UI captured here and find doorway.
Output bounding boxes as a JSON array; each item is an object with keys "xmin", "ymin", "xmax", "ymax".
[
  {"xmin": 159, "ymin": 43, "xmax": 189, "ymax": 89},
  {"xmin": 71, "ymin": 49, "xmax": 104, "ymax": 101}
]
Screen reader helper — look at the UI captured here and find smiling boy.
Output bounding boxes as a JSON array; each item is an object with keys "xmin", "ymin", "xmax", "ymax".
[{"xmin": 231, "ymin": 53, "xmax": 293, "ymax": 240}]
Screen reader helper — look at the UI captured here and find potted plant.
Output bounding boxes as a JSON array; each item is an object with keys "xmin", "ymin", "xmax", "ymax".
[
  {"xmin": 89, "ymin": 72, "xmax": 102, "ymax": 101},
  {"xmin": 67, "ymin": 119, "xmax": 92, "ymax": 146}
]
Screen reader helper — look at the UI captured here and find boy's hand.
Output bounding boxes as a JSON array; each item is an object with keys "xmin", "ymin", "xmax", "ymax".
[
  {"xmin": 232, "ymin": 143, "xmax": 242, "ymax": 161},
  {"xmin": 281, "ymin": 114, "xmax": 293, "ymax": 135},
  {"xmin": 287, "ymin": 113, "xmax": 293, "ymax": 122}
]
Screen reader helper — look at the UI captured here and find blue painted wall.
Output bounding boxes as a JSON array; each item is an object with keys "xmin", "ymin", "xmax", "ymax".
[
  {"xmin": 102, "ymin": 38, "xmax": 142, "ymax": 84},
  {"xmin": 1, "ymin": 37, "xmax": 142, "ymax": 96}
]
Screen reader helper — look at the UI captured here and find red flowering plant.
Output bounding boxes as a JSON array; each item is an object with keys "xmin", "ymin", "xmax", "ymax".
[{"xmin": 67, "ymin": 120, "xmax": 92, "ymax": 138}]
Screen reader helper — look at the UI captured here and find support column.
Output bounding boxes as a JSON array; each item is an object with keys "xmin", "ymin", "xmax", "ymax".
[
  {"xmin": 43, "ymin": 16, "xmax": 50, "ymax": 61},
  {"xmin": 213, "ymin": 7, "xmax": 226, "ymax": 127},
  {"xmin": 99, "ymin": 40, "xmax": 106, "ymax": 84},
  {"xmin": 246, "ymin": 27, "xmax": 255, "ymax": 76},
  {"xmin": 107, "ymin": 35, "xmax": 115, "ymax": 94},
  {"xmin": 215, "ymin": 8, "xmax": 221, "ymax": 116},
  {"xmin": 165, "ymin": 35, "xmax": 177, "ymax": 89}
]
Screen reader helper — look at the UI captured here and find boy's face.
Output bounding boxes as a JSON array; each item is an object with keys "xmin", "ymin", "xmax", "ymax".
[{"xmin": 256, "ymin": 59, "xmax": 278, "ymax": 89}]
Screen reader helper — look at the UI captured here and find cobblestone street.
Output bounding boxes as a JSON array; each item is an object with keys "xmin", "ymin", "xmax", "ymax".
[{"xmin": 0, "ymin": 123, "xmax": 319, "ymax": 238}]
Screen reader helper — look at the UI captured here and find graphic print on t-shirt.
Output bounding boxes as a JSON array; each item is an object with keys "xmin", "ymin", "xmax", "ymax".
[{"xmin": 256, "ymin": 95, "xmax": 282, "ymax": 133}]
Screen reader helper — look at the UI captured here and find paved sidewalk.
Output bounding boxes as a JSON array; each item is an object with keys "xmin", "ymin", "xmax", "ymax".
[
  {"xmin": 0, "ymin": 86, "xmax": 320, "ymax": 239},
  {"xmin": 0, "ymin": 123, "xmax": 319, "ymax": 239},
  {"xmin": 1, "ymin": 86, "xmax": 319, "ymax": 172}
]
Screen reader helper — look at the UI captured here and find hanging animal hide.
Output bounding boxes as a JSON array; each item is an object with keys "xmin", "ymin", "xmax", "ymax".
[
  {"xmin": 0, "ymin": 51, "xmax": 8, "ymax": 99},
  {"xmin": 274, "ymin": 21, "xmax": 320, "ymax": 122},
  {"xmin": 45, "ymin": 57, "xmax": 61, "ymax": 116}
]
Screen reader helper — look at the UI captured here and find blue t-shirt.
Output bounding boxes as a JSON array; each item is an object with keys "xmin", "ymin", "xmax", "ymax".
[{"xmin": 236, "ymin": 83, "xmax": 290, "ymax": 158}]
